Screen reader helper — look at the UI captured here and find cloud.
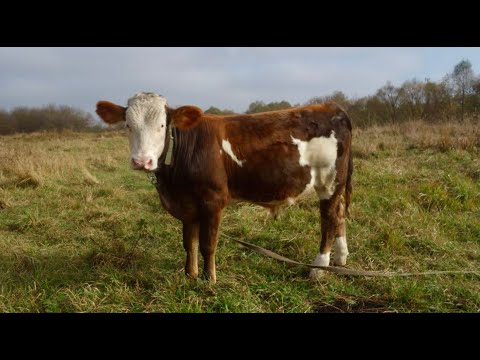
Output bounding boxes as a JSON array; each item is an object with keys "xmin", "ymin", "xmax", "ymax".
[{"xmin": 0, "ymin": 47, "xmax": 477, "ymax": 116}]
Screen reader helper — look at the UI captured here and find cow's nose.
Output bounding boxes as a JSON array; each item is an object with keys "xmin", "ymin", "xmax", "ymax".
[
  {"xmin": 132, "ymin": 157, "xmax": 154, "ymax": 170},
  {"xmin": 132, "ymin": 158, "xmax": 143, "ymax": 167},
  {"xmin": 144, "ymin": 159, "xmax": 153, "ymax": 169}
]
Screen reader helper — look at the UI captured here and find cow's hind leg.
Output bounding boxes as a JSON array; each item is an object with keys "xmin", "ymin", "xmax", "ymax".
[
  {"xmin": 333, "ymin": 194, "xmax": 348, "ymax": 266},
  {"xmin": 263, "ymin": 204, "xmax": 280, "ymax": 224},
  {"xmin": 183, "ymin": 222, "xmax": 199, "ymax": 279},
  {"xmin": 309, "ymin": 190, "xmax": 347, "ymax": 280}
]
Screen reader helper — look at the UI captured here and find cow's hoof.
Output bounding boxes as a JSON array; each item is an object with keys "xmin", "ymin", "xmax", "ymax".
[
  {"xmin": 309, "ymin": 269, "xmax": 327, "ymax": 281},
  {"xmin": 333, "ymin": 254, "xmax": 348, "ymax": 267}
]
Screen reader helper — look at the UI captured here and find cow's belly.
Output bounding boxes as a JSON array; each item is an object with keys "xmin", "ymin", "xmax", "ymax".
[{"xmin": 227, "ymin": 153, "xmax": 313, "ymax": 204}]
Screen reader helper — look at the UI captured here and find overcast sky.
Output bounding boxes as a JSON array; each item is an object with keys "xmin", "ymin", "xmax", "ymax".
[{"xmin": 1, "ymin": 47, "xmax": 479, "ymax": 117}]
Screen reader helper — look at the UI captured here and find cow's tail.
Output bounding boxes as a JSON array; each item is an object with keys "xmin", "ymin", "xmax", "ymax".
[
  {"xmin": 345, "ymin": 143, "xmax": 353, "ymax": 217},
  {"xmin": 340, "ymin": 107, "xmax": 353, "ymax": 218}
]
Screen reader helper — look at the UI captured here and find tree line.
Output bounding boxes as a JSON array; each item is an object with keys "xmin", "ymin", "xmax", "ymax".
[
  {"xmin": 0, "ymin": 104, "xmax": 101, "ymax": 135},
  {"xmin": 206, "ymin": 59, "xmax": 480, "ymax": 127},
  {"xmin": 1, "ymin": 59, "xmax": 478, "ymax": 135}
]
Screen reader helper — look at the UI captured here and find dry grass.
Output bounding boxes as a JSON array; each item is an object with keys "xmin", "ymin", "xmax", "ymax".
[
  {"xmin": 353, "ymin": 119, "xmax": 480, "ymax": 158},
  {"xmin": 0, "ymin": 131, "xmax": 128, "ymax": 189}
]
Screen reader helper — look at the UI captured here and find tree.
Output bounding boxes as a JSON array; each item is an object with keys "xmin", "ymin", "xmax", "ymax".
[
  {"xmin": 306, "ymin": 90, "xmax": 350, "ymax": 110},
  {"xmin": 399, "ymin": 78, "xmax": 423, "ymax": 119},
  {"xmin": 468, "ymin": 77, "xmax": 480, "ymax": 117},
  {"xmin": 376, "ymin": 81, "xmax": 401, "ymax": 123},
  {"xmin": 451, "ymin": 59, "xmax": 475, "ymax": 121},
  {"xmin": 0, "ymin": 104, "xmax": 96, "ymax": 134},
  {"xmin": 205, "ymin": 106, "xmax": 235, "ymax": 115},
  {"xmin": 245, "ymin": 100, "xmax": 291, "ymax": 114},
  {"xmin": 420, "ymin": 78, "xmax": 453, "ymax": 121},
  {"xmin": 473, "ymin": 78, "xmax": 480, "ymax": 94},
  {"xmin": 0, "ymin": 108, "xmax": 13, "ymax": 134}
]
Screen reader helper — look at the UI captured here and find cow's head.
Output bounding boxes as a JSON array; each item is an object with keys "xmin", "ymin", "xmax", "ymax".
[{"xmin": 96, "ymin": 92, "xmax": 202, "ymax": 171}]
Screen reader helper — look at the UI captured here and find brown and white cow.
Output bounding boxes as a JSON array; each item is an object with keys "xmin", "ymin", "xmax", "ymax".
[{"xmin": 96, "ymin": 92, "xmax": 353, "ymax": 283}]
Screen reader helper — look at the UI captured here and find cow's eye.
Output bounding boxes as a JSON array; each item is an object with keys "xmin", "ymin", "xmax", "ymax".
[
  {"xmin": 126, "ymin": 124, "xmax": 130, "ymax": 129},
  {"xmin": 161, "ymin": 124, "xmax": 164, "ymax": 128}
]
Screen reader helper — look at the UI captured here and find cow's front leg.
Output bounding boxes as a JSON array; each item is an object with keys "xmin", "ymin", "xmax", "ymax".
[
  {"xmin": 183, "ymin": 222, "xmax": 199, "ymax": 279},
  {"xmin": 199, "ymin": 208, "xmax": 223, "ymax": 284}
]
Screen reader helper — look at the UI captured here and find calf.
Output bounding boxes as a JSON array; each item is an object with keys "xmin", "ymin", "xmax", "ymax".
[{"xmin": 96, "ymin": 92, "xmax": 353, "ymax": 283}]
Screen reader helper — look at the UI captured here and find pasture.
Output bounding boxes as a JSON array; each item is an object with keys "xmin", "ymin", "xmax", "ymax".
[{"xmin": 0, "ymin": 120, "xmax": 479, "ymax": 312}]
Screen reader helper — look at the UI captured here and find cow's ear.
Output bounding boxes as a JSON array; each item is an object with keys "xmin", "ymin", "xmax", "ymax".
[
  {"xmin": 96, "ymin": 101, "xmax": 127, "ymax": 124},
  {"xmin": 168, "ymin": 106, "xmax": 203, "ymax": 129}
]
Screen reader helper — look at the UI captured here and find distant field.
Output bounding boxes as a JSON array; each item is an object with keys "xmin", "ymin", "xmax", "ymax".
[{"xmin": 0, "ymin": 120, "xmax": 479, "ymax": 312}]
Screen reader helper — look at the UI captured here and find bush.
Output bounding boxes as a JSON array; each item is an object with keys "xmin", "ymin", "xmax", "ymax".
[{"xmin": 0, "ymin": 104, "xmax": 99, "ymax": 135}]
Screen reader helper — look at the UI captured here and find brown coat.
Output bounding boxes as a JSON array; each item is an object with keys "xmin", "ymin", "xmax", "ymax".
[{"xmin": 157, "ymin": 103, "xmax": 352, "ymax": 283}]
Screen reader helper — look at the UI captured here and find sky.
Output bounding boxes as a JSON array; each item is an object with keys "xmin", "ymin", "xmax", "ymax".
[{"xmin": 1, "ymin": 47, "xmax": 479, "ymax": 117}]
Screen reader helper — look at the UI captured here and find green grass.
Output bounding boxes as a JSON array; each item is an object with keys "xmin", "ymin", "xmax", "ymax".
[{"xmin": 0, "ymin": 124, "xmax": 479, "ymax": 312}]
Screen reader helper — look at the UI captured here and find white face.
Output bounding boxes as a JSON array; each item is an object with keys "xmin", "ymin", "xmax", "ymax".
[{"xmin": 125, "ymin": 93, "xmax": 168, "ymax": 171}]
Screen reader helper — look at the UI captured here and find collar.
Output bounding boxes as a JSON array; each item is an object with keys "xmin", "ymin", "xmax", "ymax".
[
  {"xmin": 161, "ymin": 124, "xmax": 174, "ymax": 166},
  {"xmin": 148, "ymin": 122, "xmax": 173, "ymax": 187}
]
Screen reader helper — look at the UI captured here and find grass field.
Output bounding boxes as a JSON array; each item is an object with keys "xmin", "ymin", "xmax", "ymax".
[{"xmin": 0, "ymin": 120, "xmax": 479, "ymax": 312}]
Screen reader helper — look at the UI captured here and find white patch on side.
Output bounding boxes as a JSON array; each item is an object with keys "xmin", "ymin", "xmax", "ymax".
[
  {"xmin": 222, "ymin": 139, "xmax": 245, "ymax": 167},
  {"xmin": 125, "ymin": 92, "xmax": 168, "ymax": 171},
  {"xmin": 333, "ymin": 236, "xmax": 349, "ymax": 266},
  {"xmin": 309, "ymin": 252, "xmax": 330, "ymax": 280},
  {"xmin": 291, "ymin": 131, "xmax": 338, "ymax": 200}
]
